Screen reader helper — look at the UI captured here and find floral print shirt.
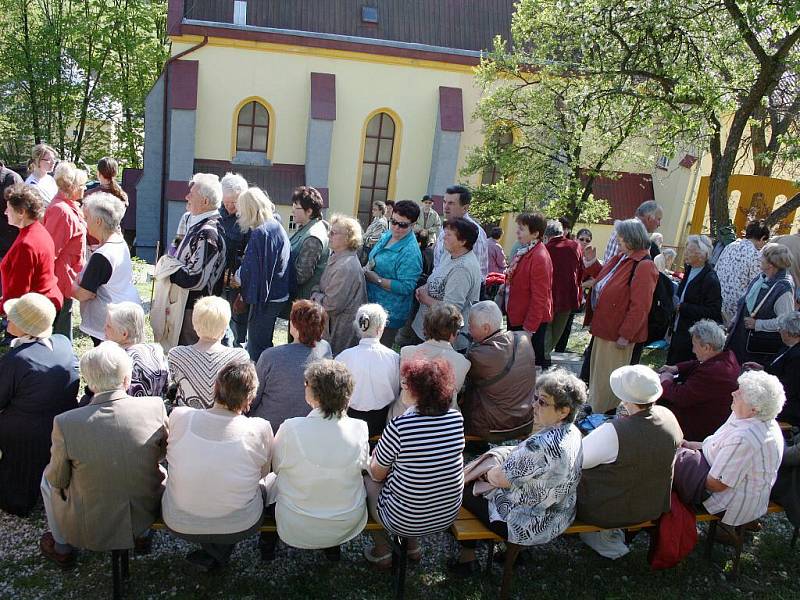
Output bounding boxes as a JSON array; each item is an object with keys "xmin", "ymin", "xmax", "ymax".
[{"xmin": 714, "ymin": 239, "xmax": 762, "ymax": 324}]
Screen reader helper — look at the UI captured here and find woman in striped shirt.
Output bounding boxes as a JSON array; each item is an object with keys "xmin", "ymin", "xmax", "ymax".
[{"xmin": 363, "ymin": 357, "xmax": 465, "ymax": 568}]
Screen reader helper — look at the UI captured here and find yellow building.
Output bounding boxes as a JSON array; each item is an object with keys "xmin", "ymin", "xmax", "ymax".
[{"xmin": 133, "ymin": 0, "xmax": 514, "ymax": 260}]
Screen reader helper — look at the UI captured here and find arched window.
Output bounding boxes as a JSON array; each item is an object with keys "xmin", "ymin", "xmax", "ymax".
[
  {"xmin": 481, "ymin": 130, "xmax": 513, "ymax": 185},
  {"xmin": 236, "ymin": 101, "xmax": 270, "ymax": 152},
  {"xmin": 358, "ymin": 112, "xmax": 396, "ymax": 226}
]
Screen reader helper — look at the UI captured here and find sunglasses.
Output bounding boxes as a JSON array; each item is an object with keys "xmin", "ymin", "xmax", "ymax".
[{"xmin": 390, "ymin": 218, "xmax": 412, "ymax": 229}]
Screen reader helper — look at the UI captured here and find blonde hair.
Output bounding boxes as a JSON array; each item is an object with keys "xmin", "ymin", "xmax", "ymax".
[
  {"xmin": 192, "ymin": 296, "xmax": 231, "ymax": 340},
  {"xmin": 54, "ymin": 162, "xmax": 88, "ymax": 195},
  {"xmin": 236, "ymin": 187, "xmax": 274, "ymax": 231},
  {"xmin": 331, "ymin": 214, "xmax": 363, "ymax": 251},
  {"xmin": 31, "ymin": 143, "xmax": 58, "ymax": 166}
]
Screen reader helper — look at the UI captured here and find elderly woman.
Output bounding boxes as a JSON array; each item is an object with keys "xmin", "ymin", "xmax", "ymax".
[
  {"xmin": 667, "ymin": 235, "xmax": 722, "ymax": 364},
  {"xmin": 24, "ymin": 144, "xmax": 58, "ymax": 204},
  {"xmin": 654, "ymin": 248, "xmax": 677, "ymax": 276},
  {"xmin": 0, "ymin": 293, "xmax": 78, "ymax": 516},
  {"xmin": 311, "ymin": 214, "xmax": 368, "ymax": 355},
  {"xmin": 236, "ymin": 187, "xmax": 291, "ymax": 361},
  {"xmin": 104, "ymin": 302, "xmax": 169, "ymax": 397},
  {"xmin": 503, "ymin": 213, "xmax": 553, "ymax": 367},
  {"xmin": 675, "ymin": 371, "xmax": 784, "ymax": 531},
  {"xmin": 163, "ymin": 361, "xmax": 272, "ymax": 572},
  {"xmin": 248, "ymin": 300, "xmax": 332, "ymax": 432},
  {"xmin": 171, "ymin": 173, "xmax": 227, "ymax": 345},
  {"xmin": 716, "ymin": 220, "xmax": 771, "ymax": 325},
  {"xmin": 365, "ymin": 200, "xmax": 423, "ymax": 347},
  {"xmin": 0, "ymin": 184, "xmax": 62, "ymax": 313},
  {"xmin": 362, "ymin": 200, "xmax": 389, "ymax": 260},
  {"xmin": 659, "ymin": 320, "xmax": 739, "ymax": 441},
  {"xmin": 364, "ymin": 358, "xmax": 465, "ymax": 568},
  {"xmin": 726, "ymin": 242, "xmax": 794, "ymax": 367},
  {"xmin": 263, "ymin": 360, "xmax": 369, "ymax": 559},
  {"xmin": 412, "ymin": 218, "xmax": 481, "ymax": 350},
  {"xmin": 578, "ymin": 366, "xmax": 683, "ymax": 558},
  {"xmin": 218, "ymin": 172, "xmax": 250, "ymax": 346},
  {"xmin": 336, "ymin": 304, "xmax": 400, "ymax": 436},
  {"xmin": 42, "ymin": 162, "xmax": 88, "ymax": 338},
  {"xmin": 167, "ymin": 296, "xmax": 249, "ymax": 409},
  {"xmin": 289, "ymin": 186, "xmax": 330, "ymax": 302},
  {"xmin": 452, "ymin": 368, "xmax": 584, "ymax": 574},
  {"xmin": 544, "ymin": 219, "xmax": 584, "ymax": 361},
  {"xmin": 73, "ymin": 192, "xmax": 140, "ymax": 345},
  {"xmin": 584, "ymin": 219, "xmax": 659, "ymax": 414},
  {"xmin": 398, "ymin": 303, "xmax": 471, "ymax": 415}
]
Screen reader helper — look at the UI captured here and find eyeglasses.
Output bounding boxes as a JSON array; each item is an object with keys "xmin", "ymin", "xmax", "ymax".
[
  {"xmin": 390, "ymin": 218, "xmax": 412, "ymax": 229},
  {"xmin": 534, "ymin": 394, "xmax": 555, "ymax": 408}
]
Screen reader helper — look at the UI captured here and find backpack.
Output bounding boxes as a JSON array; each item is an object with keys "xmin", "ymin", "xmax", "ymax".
[{"xmin": 628, "ymin": 256, "xmax": 675, "ymax": 343}]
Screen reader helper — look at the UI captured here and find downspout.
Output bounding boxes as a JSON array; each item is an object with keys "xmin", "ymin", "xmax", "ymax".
[{"xmin": 158, "ymin": 35, "xmax": 208, "ymax": 256}]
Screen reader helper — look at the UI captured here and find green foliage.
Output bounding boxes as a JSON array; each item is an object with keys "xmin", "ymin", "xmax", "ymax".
[{"xmin": 0, "ymin": 0, "xmax": 169, "ymax": 169}]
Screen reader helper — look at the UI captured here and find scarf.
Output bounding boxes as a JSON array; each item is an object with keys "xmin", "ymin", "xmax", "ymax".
[{"xmin": 505, "ymin": 241, "xmax": 536, "ymax": 288}]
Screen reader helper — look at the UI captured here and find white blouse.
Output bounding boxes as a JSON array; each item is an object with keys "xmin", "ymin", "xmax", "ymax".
[{"xmin": 335, "ymin": 338, "xmax": 399, "ymax": 412}]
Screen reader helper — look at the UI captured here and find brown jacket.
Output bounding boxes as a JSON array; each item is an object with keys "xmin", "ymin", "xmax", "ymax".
[
  {"xmin": 44, "ymin": 390, "xmax": 168, "ymax": 551},
  {"xmin": 463, "ymin": 330, "xmax": 535, "ymax": 437}
]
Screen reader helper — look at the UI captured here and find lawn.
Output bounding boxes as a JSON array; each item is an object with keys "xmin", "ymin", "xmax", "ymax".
[{"xmin": 1, "ymin": 289, "xmax": 798, "ymax": 599}]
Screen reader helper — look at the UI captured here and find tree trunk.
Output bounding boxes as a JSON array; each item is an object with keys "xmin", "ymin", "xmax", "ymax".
[{"xmin": 765, "ymin": 192, "xmax": 800, "ymax": 227}]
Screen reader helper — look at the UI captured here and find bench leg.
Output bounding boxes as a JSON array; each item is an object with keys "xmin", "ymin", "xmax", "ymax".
[
  {"xmin": 390, "ymin": 536, "xmax": 408, "ymax": 600},
  {"xmin": 485, "ymin": 542, "xmax": 495, "ymax": 574},
  {"xmin": 121, "ymin": 549, "xmax": 130, "ymax": 580},
  {"xmin": 792, "ymin": 527, "xmax": 798, "ymax": 549},
  {"xmin": 730, "ymin": 526, "xmax": 745, "ymax": 581},
  {"xmin": 111, "ymin": 550, "xmax": 123, "ymax": 600},
  {"xmin": 705, "ymin": 521, "xmax": 717, "ymax": 561},
  {"xmin": 499, "ymin": 543, "xmax": 521, "ymax": 600}
]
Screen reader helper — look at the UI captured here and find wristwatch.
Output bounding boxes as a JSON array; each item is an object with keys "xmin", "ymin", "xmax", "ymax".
[{"xmin": 377, "ymin": 277, "xmax": 383, "ymax": 286}]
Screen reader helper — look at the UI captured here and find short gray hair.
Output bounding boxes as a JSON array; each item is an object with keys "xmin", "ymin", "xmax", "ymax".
[
  {"xmin": 221, "ymin": 172, "xmax": 248, "ymax": 198},
  {"xmin": 615, "ymin": 218, "xmax": 651, "ymax": 251},
  {"xmin": 190, "ymin": 173, "xmax": 223, "ymax": 209},
  {"xmin": 354, "ymin": 303, "xmax": 388, "ymax": 338},
  {"xmin": 662, "ymin": 248, "xmax": 677, "ymax": 260},
  {"xmin": 544, "ymin": 220, "xmax": 563, "ymax": 238},
  {"xmin": 737, "ymin": 371, "xmax": 786, "ymax": 421},
  {"xmin": 762, "ymin": 242, "xmax": 793, "ymax": 270},
  {"xmin": 469, "ymin": 300, "xmax": 503, "ymax": 331},
  {"xmin": 689, "ymin": 319, "xmax": 726, "ymax": 351},
  {"xmin": 635, "ymin": 200, "xmax": 662, "ymax": 218},
  {"xmin": 81, "ymin": 341, "xmax": 133, "ymax": 393},
  {"xmin": 536, "ymin": 367, "xmax": 587, "ymax": 423},
  {"xmin": 686, "ymin": 234, "xmax": 713, "ymax": 261},
  {"xmin": 106, "ymin": 302, "xmax": 145, "ymax": 345},
  {"xmin": 82, "ymin": 192, "xmax": 125, "ymax": 235},
  {"xmin": 778, "ymin": 311, "xmax": 800, "ymax": 338}
]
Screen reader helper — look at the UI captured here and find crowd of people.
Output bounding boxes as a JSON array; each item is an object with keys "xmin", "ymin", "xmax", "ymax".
[{"xmin": 0, "ymin": 147, "xmax": 799, "ymax": 578}]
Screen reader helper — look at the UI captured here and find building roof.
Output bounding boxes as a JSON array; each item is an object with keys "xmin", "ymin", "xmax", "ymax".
[
  {"xmin": 174, "ymin": 0, "xmax": 514, "ymax": 64},
  {"xmin": 194, "ymin": 160, "xmax": 306, "ymax": 206}
]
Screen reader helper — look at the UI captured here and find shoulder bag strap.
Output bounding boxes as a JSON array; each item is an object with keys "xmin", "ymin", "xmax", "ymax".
[{"xmin": 474, "ymin": 332, "xmax": 521, "ymax": 389}]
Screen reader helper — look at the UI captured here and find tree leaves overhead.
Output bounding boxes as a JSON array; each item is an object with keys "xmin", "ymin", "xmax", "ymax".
[{"xmin": 0, "ymin": 0, "xmax": 168, "ymax": 169}]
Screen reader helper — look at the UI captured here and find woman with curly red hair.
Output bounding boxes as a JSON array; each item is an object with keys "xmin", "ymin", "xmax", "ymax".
[
  {"xmin": 363, "ymin": 357, "xmax": 465, "ymax": 568},
  {"xmin": 248, "ymin": 300, "xmax": 332, "ymax": 432}
]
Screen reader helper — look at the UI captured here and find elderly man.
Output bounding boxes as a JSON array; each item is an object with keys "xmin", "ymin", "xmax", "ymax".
[
  {"xmin": 39, "ymin": 342, "xmax": 167, "ymax": 568},
  {"xmin": 434, "ymin": 185, "xmax": 488, "ymax": 281},
  {"xmin": 172, "ymin": 173, "xmax": 227, "ymax": 345},
  {"xmin": 289, "ymin": 186, "xmax": 330, "ymax": 302},
  {"xmin": 462, "ymin": 301, "xmax": 535, "ymax": 438},
  {"xmin": 544, "ymin": 219, "xmax": 583, "ymax": 362},
  {"xmin": 658, "ymin": 320, "xmax": 739, "ymax": 441},
  {"xmin": 218, "ymin": 172, "xmax": 250, "ymax": 346},
  {"xmin": 603, "ymin": 200, "xmax": 663, "ymax": 262},
  {"xmin": 414, "ymin": 195, "xmax": 441, "ymax": 245}
]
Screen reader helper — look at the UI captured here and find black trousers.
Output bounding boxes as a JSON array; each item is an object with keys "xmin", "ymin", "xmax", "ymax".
[
  {"xmin": 348, "ymin": 405, "xmax": 391, "ymax": 438},
  {"xmin": 459, "ymin": 482, "xmax": 508, "ymax": 549},
  {"xmin": 508, "ymin": 325, "xmax": 549, "ymax": 368}
]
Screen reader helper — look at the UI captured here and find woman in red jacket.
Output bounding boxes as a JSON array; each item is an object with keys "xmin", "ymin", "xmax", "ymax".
[
  {"xmin": 504, "ymin": 213, "xmax": 553, "ymax": 367},
  {"xmin": 1, "ymin": 185, "xmax": 63, "ymax": 317},
  {"xmin": 583, "ymin": 219, "xmax": 658, "ymax": 414}
]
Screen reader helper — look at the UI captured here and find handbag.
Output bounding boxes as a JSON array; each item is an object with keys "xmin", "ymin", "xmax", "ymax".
[
  {"xmin": 743, "ymin": 282, "xmax": 786, "ymax": 356},
  {"xmin": 231, "ymin": 292, "xmax": 248, "ymax": 315},
  {"xmin": 494, "ymin": 284, "xmax": 507, "ymax": 315}
]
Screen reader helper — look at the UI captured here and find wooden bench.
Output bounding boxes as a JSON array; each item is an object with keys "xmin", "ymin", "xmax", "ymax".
[{"xmin": 451, "ymin": 502, "xmax": 791, "ymax": 600}]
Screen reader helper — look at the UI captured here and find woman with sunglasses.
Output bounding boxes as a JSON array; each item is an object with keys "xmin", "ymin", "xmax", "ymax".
[
  {"xmin": 364, "ymin": 200, "xmax": 423, "ymax": 347},
  {"xmin": 450, "ymin": 368, "xmax": 584, "ymax": 574}
]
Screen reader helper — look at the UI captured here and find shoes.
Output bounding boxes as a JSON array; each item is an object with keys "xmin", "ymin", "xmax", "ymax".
[
  {"xmin": 323, "ymin": 546, "xmax": 341, "ymax": 562},
  {"xmin": 39, "ymin": 532, "xmax": 77, "ymax": 570},
  {"xmin": 363, "ymin": 545, "xmax": 392, "ymax": 570},
  {"xmin": 186, "ymin": 549, "xmax": 221, "ymax": 573},
  {"xmin": 134, "ymin": 533, "xmax": 153, "ymax": 556},
  {"xmin": 713, "ymin": 523, "xmax": 742, "ymax": 547},
  {"xmin": 447, "ymin": 559, "xmax": 479, "ymax": 577}
]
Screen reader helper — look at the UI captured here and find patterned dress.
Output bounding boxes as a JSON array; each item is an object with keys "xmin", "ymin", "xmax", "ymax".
[
  {"xmin": 486, "ymin": 422, "xmax": 582, "ymax": 545},
  {"xmin": 714, "ymin": 239, "xmax": 762, "ymax": 324},
  {"xmin": 167, "ymin": 345, "xmax": 250, "ymax": 409},
  {"xmin": 126, "ymin": 343, "xmax": 169, "ymax": 397}
]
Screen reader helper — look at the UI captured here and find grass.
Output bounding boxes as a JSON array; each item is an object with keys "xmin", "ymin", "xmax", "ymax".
[{"xmin": 1, "ymin": 293, "xmax": 797, "ymax": 598}]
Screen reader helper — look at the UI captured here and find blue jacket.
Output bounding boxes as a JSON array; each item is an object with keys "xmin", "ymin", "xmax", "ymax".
[
  {"xmin": 367, "ymin": 231, "xmax": 423, "ymax": 328},
  {"xmin": 240, "ymin": 219, "xmax": 291, "ymax": 305}
]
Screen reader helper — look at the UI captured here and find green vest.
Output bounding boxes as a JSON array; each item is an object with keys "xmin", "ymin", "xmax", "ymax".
[{"xmin": 289, "ymin": 218, "xmax": 330, "ymax": 300}]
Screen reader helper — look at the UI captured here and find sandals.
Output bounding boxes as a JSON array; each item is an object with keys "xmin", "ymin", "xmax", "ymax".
[{"xmin": 363, "ymin": 546, "xmax": 392, "ymax": 569}]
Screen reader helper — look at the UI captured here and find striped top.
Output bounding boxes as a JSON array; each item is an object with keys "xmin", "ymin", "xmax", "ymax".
[
  {"xmin": 702, "ymin": 413, "xmax": 784, "ymax": 526},
  {"xmin": 167, "ymin": 345, "xmax": 250, "ymax": 409},
  {"xmin": 375, "ymin": 408, "xmax": 464, "ymax": 537}
]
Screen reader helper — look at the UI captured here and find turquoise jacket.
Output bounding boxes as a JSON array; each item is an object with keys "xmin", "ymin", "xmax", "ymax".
[{"xmin": 367, "ymin": 231, "xmax": 423, "ymax": 328}]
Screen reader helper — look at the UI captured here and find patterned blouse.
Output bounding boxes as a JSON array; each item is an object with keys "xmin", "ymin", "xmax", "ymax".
[
  {"xmin": 126, "ymin": 343, "xmax": 169, "ymax": 397},
  {"xmin": 714, "ymin": 239, "xmax": 762, "ymax": 324},
  {"xmin": 486, "ymin": 422, "xmax": 583, "ymax": 545},
  {"xmin": 167, "ymin": 345, "xmax": 250, "ymax": 409}
]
